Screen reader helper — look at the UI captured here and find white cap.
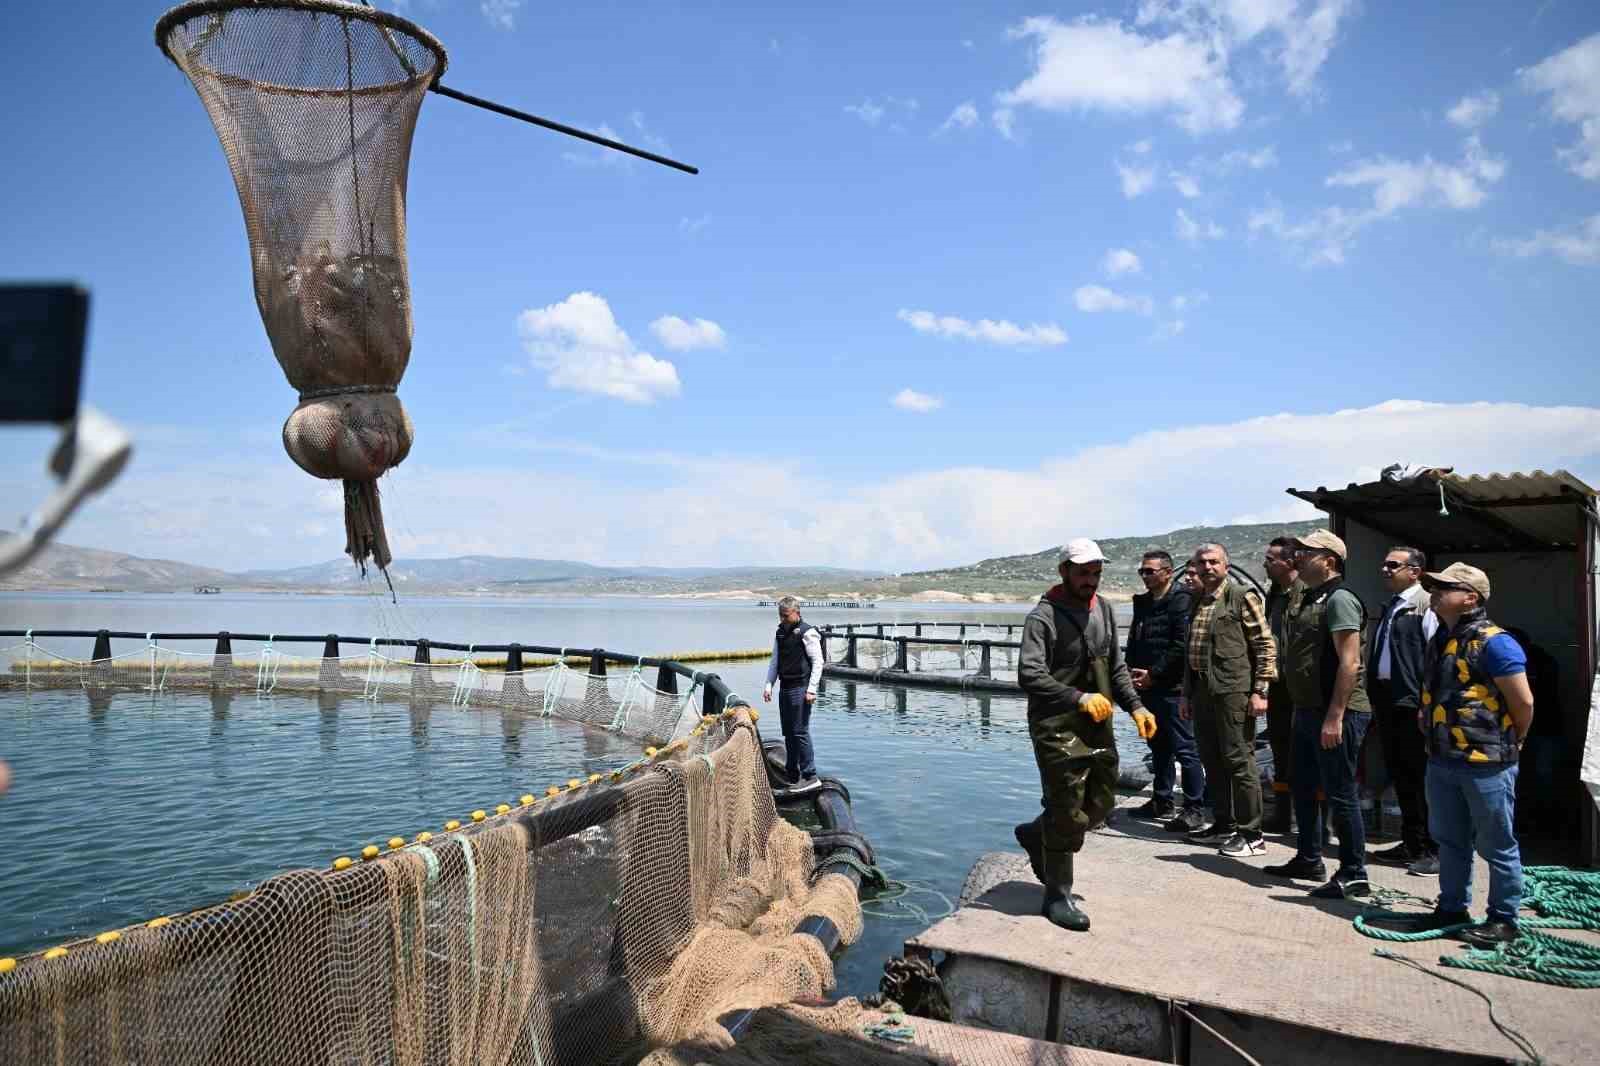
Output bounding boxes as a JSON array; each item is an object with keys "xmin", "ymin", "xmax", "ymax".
[{"xmin": 1059, "ymin": 537, "xmax": 1106, "ymax": 565}]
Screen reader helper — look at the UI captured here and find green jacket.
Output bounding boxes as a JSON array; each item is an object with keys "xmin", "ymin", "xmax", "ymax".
[
  {"xmin": 1185, "ymin": 578, "xmax": 1266, "ymax": 697},
  {"xmin": 1282, "ymin": 579, "xmax": 1371, "ymax": 714}
]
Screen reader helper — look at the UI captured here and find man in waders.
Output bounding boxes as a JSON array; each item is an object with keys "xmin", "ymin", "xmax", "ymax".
[
  {"xmin": 1015, "ymin": 538, "xmax": 1158, "ymax": 931},
  {"xmin": 763, "ymin": 596, "xmax": 825, "ymax": 793}
]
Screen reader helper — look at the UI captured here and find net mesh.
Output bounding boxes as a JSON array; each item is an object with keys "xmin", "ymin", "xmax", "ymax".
[
  {"xmin": 157, "ymin": 0, "xmax": 448, "ymax": 572},
  {"xmin": 0, "ymin": 709, "xmax": 859, "ymax": 1066}
]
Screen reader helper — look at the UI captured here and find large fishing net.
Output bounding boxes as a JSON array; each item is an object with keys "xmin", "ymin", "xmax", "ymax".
[
  {"xmin": 157, "ymin": 0, "xmax": 448, "ymax": 572},
  {"xmin": 0, "ymin": 708, "xmax": 861, "ymax": 1066}
]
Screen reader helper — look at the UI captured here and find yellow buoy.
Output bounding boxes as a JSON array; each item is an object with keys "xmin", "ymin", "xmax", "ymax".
[
  {"xmin": 95, "ymin": 931, "xmax": 121, "ymax": 946},
  {"xmin": 546, "ymin": 786, "xmax": 561, "ymax": 797},
  {"xmin": 44, "ymin": 947, "xmax": 68, "ymax": 960},
  {"xmin": 567, "ymin": 778, "xmax": 581, "ymax": 790},
  {"xmin": 361, "ymin": 845, "xmax": 380, "ymax": 860},
  {"xmin": 416, "ymin": 831, "xmax": 433, "ymax": 843},
  {"xmin": 333, "ymin": 856, "xmax": 353, "ymax": 870},
  {"xmin": 749, "ymin": 708, "xmax": 759, "ymax": 722},
  {"xmin": 588, "ymin": 773, "xmax": 601, "ymax": 785},
  {"xmin": 147, "ymin": 916, "xmax": 172, "ymax": 929},
  {"xmin": 471, "ymin": 809, "xmax": 486, "ymax": 822},
  {"xmin": 388, "ymin": 837, "xmax": 405, "ymax": 850},
  {"xmin": 519, "ymin": 794, "xmax": 535, "ymax": 806},
  {"xmin": 0, "ymin": 958, "xmax": 14, "ymax": 974},
  {"xmin": 644, "ymin": 747, "xmax": 658, "ymax": 758},
  {"xmin": 496, "ymin": 803, "xmax": 511, "ymax": 815},
  {"xmin": 444, "ymin": 819, "xmax": 461, "ymax": 831}
]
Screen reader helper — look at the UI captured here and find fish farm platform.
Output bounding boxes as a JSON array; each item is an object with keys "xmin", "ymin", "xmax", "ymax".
[{"xmin": 908, "ymin": 795, "xmax": 1598, "ymax": 1066}]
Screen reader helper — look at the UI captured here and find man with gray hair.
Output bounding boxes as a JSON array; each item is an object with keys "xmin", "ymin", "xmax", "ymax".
[{"xmin": 763, "ymin": 596, "xmax": 825, "ymax": 792}]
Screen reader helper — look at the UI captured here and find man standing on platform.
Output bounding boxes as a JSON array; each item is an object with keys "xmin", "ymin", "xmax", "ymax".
[
  {"xmin": 1016, "ymin": 537, "xmax": 1158, "ymax": 931},
  {"xmin": 1181, "ymin": 543, "xmax": 1277, "ymax": 857},
  {"xmin": 1262, "ymin": 537, "xmax": 1302, "ymax": 834},
  {"xmin": 1126, "ymin": 550, "xmax": 1205, "ymax": 829},
  {"xmin": 1401, "ymin": 563, "xmax": 1533, "ymax": 945},
  {"xmin": 1367, "ymin": 546, "xmax": 1439, "ymax": 874},
  {"xmin": 762, "ymin": 596, "xmax": 825, "ymax": 793},
  {"xmin": 1264, "ymin": 529, "xmax": 1373, "ymax": 899}
]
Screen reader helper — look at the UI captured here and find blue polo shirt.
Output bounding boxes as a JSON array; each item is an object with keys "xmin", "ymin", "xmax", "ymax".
[{"xmin": 1480, "ymin": 633, "xmax": 1527, "ymax": 679}]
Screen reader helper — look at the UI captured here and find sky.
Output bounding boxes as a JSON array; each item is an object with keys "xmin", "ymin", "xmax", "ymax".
[{"xmin": 2, "ymin": 0, "xmax": 1599, "ymax": 574}]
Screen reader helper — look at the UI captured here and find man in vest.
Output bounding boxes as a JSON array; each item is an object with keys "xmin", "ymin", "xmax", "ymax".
[
  {"xmin": 1127, "ymin": 550, "xmax": 1204, "ymax": 829},
  {"xmin": 1016, "ymin": 537, "xmax": 1158, "ymax": 931},
  {"xmin": 763, "ymin": 596, "xmax": 825, "ymax": 793},
  {"xmin": 1262, "ymin": 536, "xmax": 1303, "ymax": 834},
  {"xmin": 1367, "ymin": 546, "xmax": 1439, "ymax": 874},
  {"xmin": 1264, "ymin": 529, "xmax": 1373, "ymax": 899},
  {"xmin": 1180, "ymin": 543, "xmax": 1277, "ymax": 857},
  {"xmin": 1402, "ymin": 563, "xmax": 1533, "ymax": 946}
]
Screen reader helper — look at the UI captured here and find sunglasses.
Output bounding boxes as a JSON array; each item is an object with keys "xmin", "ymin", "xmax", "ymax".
[{"xmin": 1136, "ymin": 567, "xmax": 1170, "ymax": 577}]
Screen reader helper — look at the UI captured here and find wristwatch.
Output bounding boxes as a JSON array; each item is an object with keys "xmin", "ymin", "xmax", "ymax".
[{"xmin": 1252, "ymin": 684, "xmax": 1270, "ymax": 697}]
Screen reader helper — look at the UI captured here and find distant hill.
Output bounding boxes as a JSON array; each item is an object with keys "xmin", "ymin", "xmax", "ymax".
[{"xmin": 0, "ymin": 532, "xmax": 234, "ymax": 592}]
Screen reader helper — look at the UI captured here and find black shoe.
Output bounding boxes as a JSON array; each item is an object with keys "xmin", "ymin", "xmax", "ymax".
[
  {"xmin": 1219, "ymin": 832, "xmax": 1267, "ymax": 857},
  {"xmin": 1164, "ymin": 808, "xmax": 1206, "ymax": 833},
  {"xmin": 1134, "ymin": 798, "xmax": 1176, "ymax": 820},
  {"xmin": 1309, "ymin": 873, "xmax": 1371, "ymax": 900},
  {"xmin": 1185, "ymin": 823, "xmax": 1236, "ymax": 846},
  {"xmin": 1042, "ymin": 887, "xmax": 1090, "ymax": 932},
  {"xmin": 1407, "ymin": 909, "xmax": 1472, "ymax": 932},
  {"xmin": 1014, "ymin": 821, "xmax": 1044, "ymax": 884},
  {"xmin": 1457, "ymin": 921, "xmax": 1519, "ymax": 948},
  {"xmin": 1263, "ymin": 855, "xmax": 1327, "ymax": 881},
  {"xmin": 1369, "ymin": 841, "xmax": 1421, "ymax": 866},
  {"xmin": 1406, "ymin": 853, "xmax": 1440, "ymax": 877}
]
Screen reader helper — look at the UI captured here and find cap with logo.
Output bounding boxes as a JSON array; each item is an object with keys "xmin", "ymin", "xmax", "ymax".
[
  {"xmin": 1422, "ymin": 562, "xmax": 1491, "ymax": 601},
  {"xmin": 1293, "ymin": 528, "xmax": 1347, "ymax": 561},
  {"xmin": 1059, "ymin": 537, "xmax": 1107, "ymax": 565}
]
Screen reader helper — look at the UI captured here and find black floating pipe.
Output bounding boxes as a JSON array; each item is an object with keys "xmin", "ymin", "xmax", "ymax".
[{"xmin": 91, "ymin": 630, "xmax": 110, "ymax": 661}]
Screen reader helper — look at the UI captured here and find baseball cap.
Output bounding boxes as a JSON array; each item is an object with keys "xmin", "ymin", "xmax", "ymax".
[
  {"xmin": 1059, "ymin": 537, "xmax": 1107, "ymax": 565},
  {"xmin": 1422, "ymin": 562, "xmax": 1491, "ymax": 600},
  {"xmin": 1293, "ymin": 528, "xmax": 1347, "ymax": 561}
]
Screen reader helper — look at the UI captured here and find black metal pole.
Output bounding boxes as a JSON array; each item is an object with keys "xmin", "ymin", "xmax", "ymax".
[{"xmin": 430, "ymin": 84, "xmax": 699, "ymax": 175}]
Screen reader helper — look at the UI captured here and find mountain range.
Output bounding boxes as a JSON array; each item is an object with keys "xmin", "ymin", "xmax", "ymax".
[{"xmin": 1, "ymin": 520, "xmax": 1322, "ymax": 600}]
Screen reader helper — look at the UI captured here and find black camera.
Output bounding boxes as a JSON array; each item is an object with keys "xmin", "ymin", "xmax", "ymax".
[{"xmin": 0, "ymin": 284, "xmax": 88, "ymax": 423}]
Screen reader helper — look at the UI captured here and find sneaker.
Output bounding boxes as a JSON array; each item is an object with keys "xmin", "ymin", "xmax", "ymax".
[
  {"xmin": 1185, "ymin": 823, "xmax": 1236, "ymax": 846},
  {"xmin": 1164, "ymin": 808, "xmax": 1206, "ymax": 833},
  {"xmin": 1457, "ymin": 920, "xmax": 1519, "ymax": 947},
  {"xmin": 1406, "ymin": 853, "xmax": 1440, "ymax": 877},
  {"xmin": 1263, "ymin": 855, "xmax": 1327, "ymax": 881},
  {"xmin": 789, "ymin": 776, "xmax": 823, "ymax": 794},
  {"xmin": 1133, "ymin": 798, "xmax": 1176, "ymax": 821},
  {"xmin": 1219, "ymin": 833, "xmax": 1266, "ymax": 857},
  {"xmin": 1369, "ymin": 841, "xmax": 1421, "ymax": 867},
  {"xmin": 1309, "ymin": 873, "xmax": 1371, "ymax": 900}
]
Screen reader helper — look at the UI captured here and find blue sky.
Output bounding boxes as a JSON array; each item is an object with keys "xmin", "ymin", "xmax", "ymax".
[{"xmin": 3, "ymin": 0, "xmax": 1598, "ymax": 573}]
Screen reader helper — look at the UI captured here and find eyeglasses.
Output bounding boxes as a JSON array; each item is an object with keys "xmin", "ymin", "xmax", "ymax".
[
  {"xmin": 1136, "ymin": 567, "xmax": 1169, "ymax": 577},
  {"xmin": 1381, "ymin": 561, "xmax": 1415, "ymax": 572}
]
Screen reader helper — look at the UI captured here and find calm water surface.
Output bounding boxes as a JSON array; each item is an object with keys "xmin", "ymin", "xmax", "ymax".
[{"xmin": 0, "ymin": 592, "xmax": 1142, "ymax": 999}]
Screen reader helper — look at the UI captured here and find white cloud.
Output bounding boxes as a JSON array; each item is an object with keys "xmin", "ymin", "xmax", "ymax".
[
  {"xmin": 38, "ymin": 401, "xmax": 1593, "ymax": 573},
  {"xmin": 1520, "ymin": 33, "xmax": 1600, "ymax": 181},
  {"xmin": 892, "ymin": 388, "xmax": 944, "ymax": 413},
  {"xmin": 1493, "ymin": 213, "xmax": 1600, "ymax": 266},
  {"xmin": 1447, "ymin": 90, "xmax": 1501, "ymax": 129},
  {"xmin": 992, "ymin": 107, "xmax": 1018, "ymax": 140},
  {"xmin": 1150, "ymin": 319, "xmax": 1187, "ymax": 341},
  {"xmin": 1130, "ymin": 138, "xmax": 1153, "ymax": 155},
  {"xmin": 1176, "ymin": 207, "xmax": 1225, "ymax": 243},
  {"xmin": 649, "ymin": 315, "xmax": 727, "ymax": 352},
  {"xmin": 1253, "ymin": 136, "xmax": 1508, "ymax": 264},
  {"xmin": 1103, "ymin": 248, "xmax": 1143, "ymax": 276},
  {"xmin": 940, "ymin": 101, "xmax": 980, "ymax": 132},
  {"xmin": 1136, "ymin": 0, "xmax": 1357, "ymax": 97},
  {"xmin": 480, "ymin": 0, "xmax": 521, "ymax": 31},
  {"xmin": 1001, "ymin": 15, "xmax": 1244, "ymax": 134},
  {"xmin": 1171, "ymin": 170, "xmax": 1202, "ymax": 197},
  {"xmin": 897, "ymin": 308, "xmax": 1068, "ymax": 346},
  {"xmin": 679, "ymin": 214, "xmax": 711, "ymax": 236},
  {"xmin": 1118, "ymin": 161, "xmax": 1158, "ymax": 197},
  {"xmin": 846, "ymin": 96, "xmax": 919, "ymax": 128},
  {"xmin": 1074, "ymin": 285, "xmax": 1154, "ymax": 314},
  {"xmin": 1328, "ymin": 138, "xmax": 1354, "ymax": 154},
  {"xmin": 845, "ymin": 99, "xmax": 886, "ymax": 125},
  {"xmin": 1212, "ymin": 145, "xmax": 1279, "ymax": 172},
  {"xmin": 1171, "ymin": 290, "xmax": 1209, "ymax": 311},
  {"xmin": 561, "ymin": 117, "xmax": 669, "ymax": 169},
  {"xmin": 517, "ymin": 292, "xmax": 681, "ymax": 404}
]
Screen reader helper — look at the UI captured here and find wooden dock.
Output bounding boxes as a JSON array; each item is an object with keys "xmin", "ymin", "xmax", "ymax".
[{"xmin": 907, "ymin": 793, "xmax": 1597, "ymax": 1065}]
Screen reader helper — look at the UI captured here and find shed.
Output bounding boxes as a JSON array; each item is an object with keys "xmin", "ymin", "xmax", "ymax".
[{"xmin": 1286, "ymin": 468, "xmax": 1600, "ymax": 863}]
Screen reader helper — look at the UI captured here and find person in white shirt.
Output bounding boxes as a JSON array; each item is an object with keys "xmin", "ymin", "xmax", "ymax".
[
  {"xmin": 1367, "ymin": 546, "xmax": 1440, "ymax": 874},
  {"xmin": 762, "ymin": 596, "xmax": 826, "ymax": 791}
]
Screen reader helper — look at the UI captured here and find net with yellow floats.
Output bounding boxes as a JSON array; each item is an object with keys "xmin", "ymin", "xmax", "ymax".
[{"xmin": 0, "ymin": 632, "xmax": 864, "ymax": 1066}]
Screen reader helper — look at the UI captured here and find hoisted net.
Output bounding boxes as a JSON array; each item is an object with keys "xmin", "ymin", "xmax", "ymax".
[
  {"xmin": 157, "ymin": 0, "xmax": 448, "ymax": 572},
  {"xmin": 0, "ymin": 710, "xmax": 862, "ymax": 1066}
]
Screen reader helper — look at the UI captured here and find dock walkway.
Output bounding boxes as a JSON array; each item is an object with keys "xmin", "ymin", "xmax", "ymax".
[{"xmin": 909, "ymin": 794, "xmax": 1597, "ymax": 1065}]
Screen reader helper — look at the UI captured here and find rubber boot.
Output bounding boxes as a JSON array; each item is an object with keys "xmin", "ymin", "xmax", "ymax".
[
  {"xmin": 1014, "ymin": 816, "xmax": 1045, "ymax": 884},
  {"xmin": 1041, "ymin": 851, "xmax": 1090, "ymax": 931}
]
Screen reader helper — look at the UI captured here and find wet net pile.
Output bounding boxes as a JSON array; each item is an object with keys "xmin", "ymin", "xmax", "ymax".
[
  {"xmin": 157, "ymin": 0, "xmax": 448, "ymax": 572},
  {"xmin": 0, "ymin": 703, "xmax": 861, "ymax": 1065}
]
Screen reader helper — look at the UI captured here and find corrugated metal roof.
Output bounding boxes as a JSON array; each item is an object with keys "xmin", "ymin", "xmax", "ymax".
[{"xmin": 1286, "ymin": 469, "xmax": 1596, "ymax": 552}]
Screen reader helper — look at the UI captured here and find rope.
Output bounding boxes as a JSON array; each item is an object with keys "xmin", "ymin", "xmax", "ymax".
[
  {"xmin": 862, "ymin": 1012, "xmax": 915, "ymax": 1044},
  {"xmin": 834, "ymin": 855, "xmax": 955, "ymax": 926},
  {"xmin": 1442, "ymin": 929, "xmax": 1600, "ymax": 989},
  {"xmin": 1372, "ymin": 951, "xmax": 1543, "ymax": 1064},
  {"xmin": 1171, "ymin": 1003, "xmax": 1264, "ymax": 1066}
]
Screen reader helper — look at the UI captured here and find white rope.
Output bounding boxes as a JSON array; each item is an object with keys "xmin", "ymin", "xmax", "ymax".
[
  {"xmin": 452, "ymin": 646, "xmax": 478, "ymax": 708},
  {"xmin": 362, "ymin": 637, "xmax": 386, "ymax": 701},
  {"xmin": 609, "ymin": 659, "xmax": 643, "ymax": 732},
  {"xmin": 540, "ymin": 650, "xmax": 568, "ymax": 717},
  {"xmin": 257, "ymin": 636, "xmax": 281, "ymax": 695}
]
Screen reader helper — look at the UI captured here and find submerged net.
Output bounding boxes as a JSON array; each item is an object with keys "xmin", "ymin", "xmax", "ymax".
[
  {"xmin": 157, "ymin": 0, "xmax": 448, "ymax": 571},
  {"xmin": 0, "ymin": 708, "xmax": 860, "ymax": 1066}
]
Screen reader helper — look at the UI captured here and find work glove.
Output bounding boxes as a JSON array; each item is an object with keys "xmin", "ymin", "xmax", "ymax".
[
  {"xmin": 1079, "ymin": 693, "xmax": 1114, "ymax": 722},
  {"xmin": 1132, "ymin": 709, "xmax": 1158, "ymax": 741}
]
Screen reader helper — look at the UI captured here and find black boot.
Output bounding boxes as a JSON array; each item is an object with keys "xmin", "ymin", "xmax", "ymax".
[
  {"xmin": 1014, "ymin": 818, "xmax": 1044, "ymax": 884},
  {"xmin": 1041, "ymin": 852, "xmax": 1089, "ymax": 931}
]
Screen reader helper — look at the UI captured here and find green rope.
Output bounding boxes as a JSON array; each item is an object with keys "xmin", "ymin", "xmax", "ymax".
[
  {"xmin": 1372, "ymin": 950, "xmax": 1544, "ymax": 1065},
  {"xmin": 1443, "ymin": 930, "xmax": 1600, "ymax": 990},
  {"xmin": 1354, "ymin": 867, "xmax": 1600, "ymax": 948},
  {"xmin": 825, "ymin": 854, "xmax": 955, "ymax": 926},
  {"xmin": 862, "ymin": 1011, "xmax": 915, "ymax": 1044}
]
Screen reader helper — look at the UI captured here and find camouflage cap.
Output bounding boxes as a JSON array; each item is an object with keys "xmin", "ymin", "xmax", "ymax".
[
  {"xmin": 1422, "ymin": 561, "xmax": 1491, "ymax": 600},
  {"xmin": 1292, "ymin": 527, "xmax": 1347, "ymax": 561}
]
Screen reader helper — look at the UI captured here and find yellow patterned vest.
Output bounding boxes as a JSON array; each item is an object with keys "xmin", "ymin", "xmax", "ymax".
[{"xmin": 1422, "ymin": 611, "xmax": 1517, "ymax": 765}]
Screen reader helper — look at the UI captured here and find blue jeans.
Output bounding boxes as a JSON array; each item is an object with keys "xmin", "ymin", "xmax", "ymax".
[
  {"xmin": 1147, "ymin": 689, "xmax": 1205, "ymax": 808},
  {"xmin": 1291, "ymin": 708, "xmax": 1369, "ymax": 876},
  {"xmin": 1427, "ymin": 758, "xmax": 1523, "ymax": 922},
  {"xmin": 778, "ymin": 683, "xmax": 816, "ymax": 781}
]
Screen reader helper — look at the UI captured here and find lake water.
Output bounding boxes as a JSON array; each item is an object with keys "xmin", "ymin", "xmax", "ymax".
[{"xmin": 0, "ymin": 591, "xmax": 1144, "ymax": 999}]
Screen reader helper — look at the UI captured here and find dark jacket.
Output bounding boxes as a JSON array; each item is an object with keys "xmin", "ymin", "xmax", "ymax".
[
  {"xmin": 1018, "ymin": 592, "xmax": 1144, "ymax": 719},
  {"xmin": 1386, "ymin": 611, "xmax": 1433, "ymax": 713},
  {"xmin": 1126, "ymin": 584, "xmax": 1192, "ymax": 691}
]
